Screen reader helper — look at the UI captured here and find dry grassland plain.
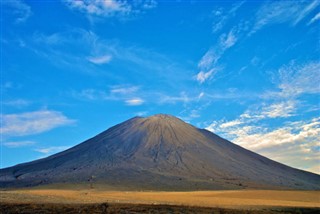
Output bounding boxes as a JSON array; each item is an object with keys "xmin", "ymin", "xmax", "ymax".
[{"xmin": 1, "ymin": 189, "xmax": 319, "ymax": 213}]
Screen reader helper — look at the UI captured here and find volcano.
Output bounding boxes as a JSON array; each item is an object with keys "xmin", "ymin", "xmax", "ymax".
[{"xmin": 0, "ymin": 114, "xmax": 319, "ymax": 190}]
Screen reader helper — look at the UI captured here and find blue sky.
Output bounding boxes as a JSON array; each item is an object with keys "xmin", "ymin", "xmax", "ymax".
[{"xmin": 1, "ymin": 0, "xmax": 319, "ymax": 174}]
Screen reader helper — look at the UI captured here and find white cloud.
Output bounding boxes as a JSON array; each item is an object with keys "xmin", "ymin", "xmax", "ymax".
[
  {"xmin": 272, "ymin": 61, "xmax": 320, "ymax": 98},
  {"xmin": 308, "ymin": 12, "xmax": 320, "ymax": 25},
  {"xmin": 159, "ymin": 92, "xmax": 191, "ymax": 104},
  {"xmin": 64, "ymin": 0, "xmax": 157, "ymax": 18},
  {"xmin": 1, "ymin": 110, "xmax": 75, "ymax": 137},
  {"xmin": 72, "ymin": 86, "xmax": 146, "ymax": 106},
  {"xmin": 206, "ymin": 113, "xmax": 320, "ymax": 174},
  {"xmin": 31, "ymin": 28, "xmax": 183, "ymax": 81},
  {"xmin": 72, "ymin": 89, "xmax": 111, "ymax": 100},
  {"xmin": 196, "ymin": 69, "xmax": 216, "ymax": 84},
  {"xmin": 35, "ymin": 146, "xmax": 71, "ymax": 154},
  {"xmin": 135, "ymin": 111, "xmax": 148, "ymax": 116},
  {"xmin": 65, "ymin": 0, "xmax": 131, "ymax": 16},
  {"xmin": 87, "ymin": 54, "xmax": 112, "ymax": 64},
  {"xmin": 211, "ymin": 1, "xmax": 245, "ymax": 33},
  {"xmin": 33, "ymin": 32, "xmax": 63, "ymax": 45},
  {"xmin": 220, "ymin": 29, "xmax": 237, "ymax": 49},
  {"xmin": 219, "ymin": 119, "xmax": 243, "ymax": 128},
  {"xmin": 189, "ymin": 109, "xmax": 200, "ymax": 118},
  {"xmin": 142, "ymin": 0, "xmax": 157, "ymax": 9},
  {"xmin": 208, "ymin": 118, "xmax": 320, "ymax": 172},
  {"xmin": 110, "ymin": 86, "xmax": 139, "ymax": 94},
  {"xmin": 260, "ymin": 100, "xmax": 296, "ymax": 118},
  {"xmin": 2, "ymin": 0, "xmax": 32, "ymax": 23},
  {"xmin": 3, "ymin": 99, "xmax": 30, "ymax": 108},
  {"xmin": 251, "ymin": 1, "xmax": 319, "ymax": 34},
  {"xmin": 198, "ymin": 92, "xmax": 204, "ymax": 99},
  {"xmin": 205, "ymin": 60, "xmax": 320, "ymax": 172},
  {"xmin": 125, "ymin": 98, "xmax": 144, "ymax": 106},
  {"xmin": 198, "ymin": 49, "xmax": 218, "ymax": 70},
  {"xmin": 3, "ymin": 141, "xmax": 36, "ymax": 148},
  {"xmin": 293, "ymin": 0, "xmax": 319, "ymax": 25},
  {"xmin": 196, "ymin": 28, "xmax": 238, "ymax": 84}
]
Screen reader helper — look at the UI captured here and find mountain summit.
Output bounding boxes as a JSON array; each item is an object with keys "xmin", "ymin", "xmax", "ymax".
[{"xmin": 1, "ymin": 114, "xmax": 319, "ymax": 190}]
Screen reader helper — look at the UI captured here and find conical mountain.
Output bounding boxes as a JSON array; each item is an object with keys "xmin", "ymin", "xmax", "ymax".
[{"xmin": 1, "ymin": 114, "xmax": 319, "ymax": 190}]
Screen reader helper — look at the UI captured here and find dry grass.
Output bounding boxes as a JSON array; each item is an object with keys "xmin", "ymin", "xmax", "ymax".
[{"xmin": 1, "ymin": 189, "xmax": 319, "ymax": 209}]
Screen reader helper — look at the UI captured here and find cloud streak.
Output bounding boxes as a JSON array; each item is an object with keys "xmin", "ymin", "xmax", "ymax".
[
  {"xmin": 64, "ymin": 0, "xmax": 157, "ymax": 18},
  {"xmin": 72, "ymin": 85, "xmax": 145, "ymax": 107},
  {"xmin": 206, "ymin": 114, "xmax": 320, "ymax": 174},
  {"xmin": 87, "ymin": 54, "xmax": 112, "ymax": 64},
  {"xmin": 3, "ymin": 141, "xmax": 36, "ymax": 148},
  {"xmin": 110, "ymin": 86, "xmax": 139, "ymax": 94},
  {"xmin": 196, "ymin": 28, "xmax": 239, "ymax": 84},
  {"xmin": 211, "ymin": 1, "xmax": 245, "ymax": 33},
  {"xmin": 125, "ymin": 98, "xmax": 144, "ymax": 106},
  {"xmin": 308, "ymin": 12, "xmax": 320, "ymax": 25},
  {"xmin": 1, "ymin": 110, "xmax": 75, "ymax": 137},
  {"xmin": 251, "ymin": 0, "xmax": 319, "ymax": 34},
  {"xmin": 264, "ymin": 61, "xmax": 320, "ymax": 99},
  {"xmin": 2, "ymin": 0, "xmax": 32, "ymax": 23}
]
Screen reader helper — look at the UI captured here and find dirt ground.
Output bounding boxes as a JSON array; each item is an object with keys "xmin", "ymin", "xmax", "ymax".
[{"xmin": 1, "ymin": 189, "xmax": 319, "ymax": 213}]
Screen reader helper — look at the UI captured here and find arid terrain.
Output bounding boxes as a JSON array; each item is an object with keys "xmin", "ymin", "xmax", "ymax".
[
  {"xmin": 1, "ymin": 189, "xmax": 320, "ymax": 213},
  {"xmin": 1, "ymin": 115, "xmax": 319, "ymax": 213}
]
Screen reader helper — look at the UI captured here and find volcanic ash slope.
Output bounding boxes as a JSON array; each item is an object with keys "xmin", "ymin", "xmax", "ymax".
[{"xmin": 1, "ymin": 114, "xmax": 319, "ymax": 190}]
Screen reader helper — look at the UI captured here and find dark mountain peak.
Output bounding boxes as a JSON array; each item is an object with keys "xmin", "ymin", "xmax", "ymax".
[
  {"xmin": 1, "ymin": 114, "xmax": 319, "ymax": 190},
  {"xmin": 143, "ymin": 114, "xmax": 188, "ymax": 126},
  {"xmin": 150, "ymin": 114, "xmax": 176, "ymax": 119}
]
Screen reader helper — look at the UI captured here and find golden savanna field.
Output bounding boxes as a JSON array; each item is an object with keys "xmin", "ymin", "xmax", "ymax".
[{"xmin": 1, "ymin": 189, "xmax": 319, "ymax": 213}]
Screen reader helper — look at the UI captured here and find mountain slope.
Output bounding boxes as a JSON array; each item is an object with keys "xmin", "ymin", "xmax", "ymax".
[{"xmin": 1, "ymin": 114, "xmax": 319, "ymax": 190}]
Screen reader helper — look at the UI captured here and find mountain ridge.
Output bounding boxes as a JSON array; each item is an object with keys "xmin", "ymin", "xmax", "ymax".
[{"xmin": 1, "ymin": 114, "xmax": 319, "ymax": 190}]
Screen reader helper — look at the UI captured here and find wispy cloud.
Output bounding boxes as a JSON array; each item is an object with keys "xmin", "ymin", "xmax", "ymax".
[
  {"xmin": 64, "ymin": 0, "xmax": 131, "ymax": 16},
  {"xmin": 29, "ymin": 29, "xmax": 108, "ymax": 75},
  {"xmin": 159, "ymin": 92, "xmax": 192, "ymax": 104},
  {"xmin": 3, "ymin": 141, "xmax": 36, "ymax": 148},
  {"xmin": 72, "ymin": 85, "xmax": 142, "ymax": 106},
  {"xmin": 206, "ymin": 115, "xmax": 320, "ymax": 173},
  {"xmin": 204, "ymin": 62, "xmax": 320, "ymax": 174},
  {"xmin": 260, "ymin": 100, "xmax": 296, "ymax": 118},
  {"xmin": 35, "ymin": 146, "xmax": 71, "ymax": 155},
  {"xmin": 29, "ymin": 28, "xmax": 186, "ymax": 83},
  {"xmin": 71, "ymin": 89, "xmax": 111, "ymax": 101},
  {"xmin": 1, "ymin": 110, "xmax": 75, "ymax": 137},
  {"xmin": 293, "ymin": 0, "xmax": 319, "ymax": 25},
  {"xmin": 211, "ymin": 1, "xmax": 245, "ymax": 33},
  {"xmin": 265, "ymin": 61, "xmax": 320, "ymax": 99},
  {"xmin": 87, "ymin": 54, "xmax": 112, "ymax": 64},
  {"xmin": 251, "ymin": 1, "xmax": 319, "ymax": 34},
  {"xmin": 2, "ymin": 0, "xmax": 32, "ymax": 23},
  {"xmin": 198, "ymin": 92, "xmax": 204, "ymax": 100},
  {"xmin": 110, "ymin": 85, "xmax": 139, "ymax": 94},
  {"xmin": 135, "ymin": 111, "xmax": 148, "ymax": 116},
  {"xmin": 230, "ymin": 118, "xmax": 319, "ymax": 151},
  {"xmin": 196, "ymin": 69, "xmax": 217, "ymax": 84},
  {"xmin": 219, "ymin": 119, "xmax": 243, "ymax": 128},
  {"xmin": 196, "ymin": 28, "xmax": 239, "ymax": 83},
  {"xmin": 198, "ymin": 48, "xmax": 218, "ymax": 70},
  {"xmin": 125, "ymin": 98, "xmax": 144, "ymax": 106},
  {"xmin": 3, "ymin": 99, "xmax": 30, "ymax": 108},
  {"xmin": 308, "ymin": 12, "xmax": 320, "ymax": 25},
  {"xmin": 220, "ymin": 29, "xmax": 238, "ymax": 49},
  {"xmin": 64, "ymin": 0, "xmax": 157, "ymax": 18}
]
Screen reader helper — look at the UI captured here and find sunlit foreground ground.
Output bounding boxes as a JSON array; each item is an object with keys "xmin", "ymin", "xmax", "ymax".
[{"xmin": 1, "ymin": 189, "xmax": 319, "ymax": 213}]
